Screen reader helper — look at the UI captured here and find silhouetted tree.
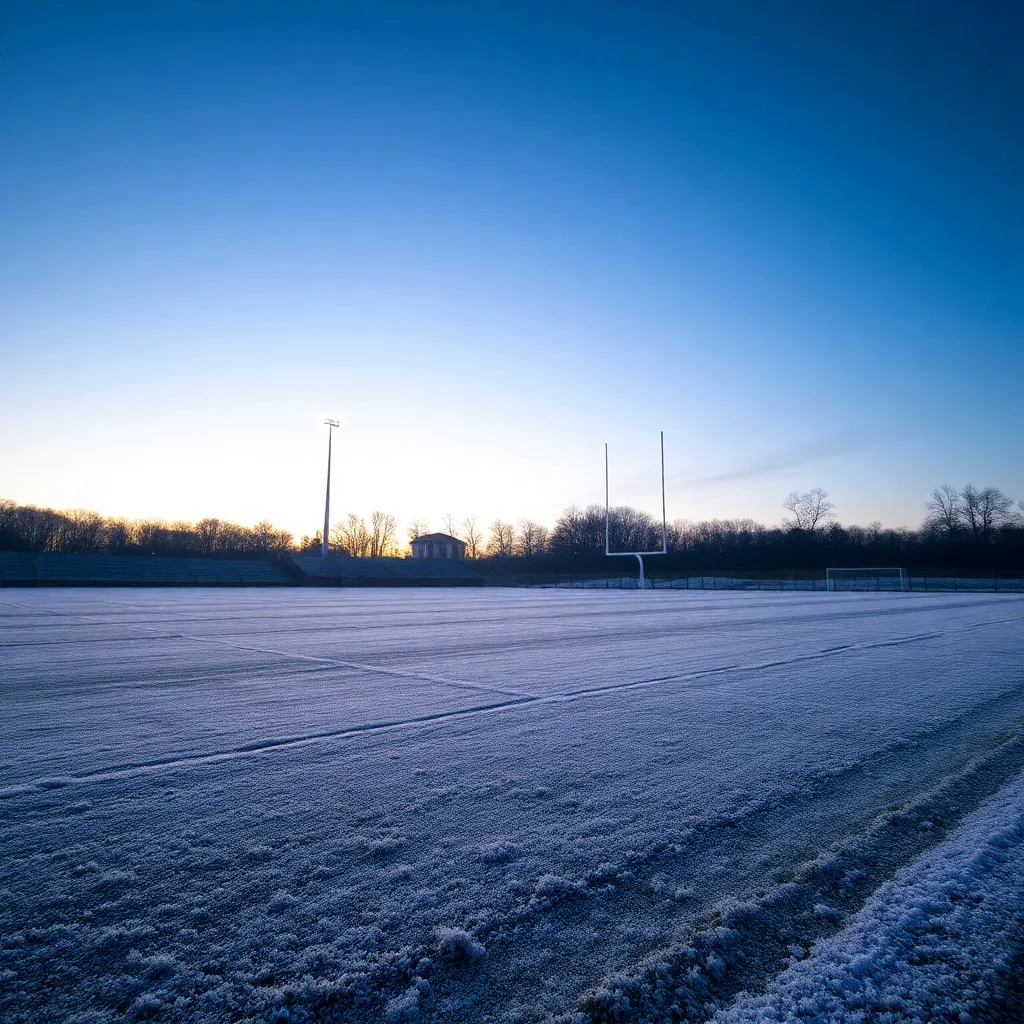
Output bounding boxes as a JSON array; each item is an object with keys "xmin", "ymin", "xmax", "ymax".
[
  {"xmin": 442, "ymin": 513, "xmax": 460, "ymax": 538},
  {"xmin": 487, "ymin": 519, "xmax": 516, "ymax": 557},
  {"xmin": 337, "ymin": 513, "xmax": 371, "ymax": 556},
  {"xmin": 195, "ymin": 518, "xmax": 223, "ymax": 556},
  {"xmin": 516, "ymin": 519, "xmax": 549, "ymax": 556},
  {"xmin": 782, "ymin": 489, "xmax": 835, "ymax": 532},
  {"xmin": 462, "ymin": 517, "xmax": 483, "ymax": 558},
  {"xmin": 924, "ymin": 485, "xmax": 1017, "ymax": 544},
  {"xmin": 54, "ymin": 509, "xmax": 105, "ymax": 553},
  {"xmin": 924, "ymin": 484, "xmax": 962, "ymax": 536},
  {"xmin": 251, "ymin": 520, "xmax": 293, "ymax": 552},
  {"xmin": 370, "ymin": 511, "xmax": 397, "ymax": 557},
  {"xmin": 408, "ymin": 519, "xmax": 430, "ymax": 543},
  {"xmin": 218, "ymin": 522, "xmax": 249, "ymax": 552},
  {"xmin": 103, "ymin": 517, "xmax": 133, "ymax": 553},
  {"xmin": 299, "ymin": 530, "xmax": 323, "ymax": 553},
  {"xmin": 548, "ymin": 505, "xmax": 606, "ymax": 556},
  {"xmin": 960, "ymin": 485, "xmax": 1015, "ymax": 543},
  {"xmin": 608, "ymin": 506, "xmax": 661, "ymax": 551}
]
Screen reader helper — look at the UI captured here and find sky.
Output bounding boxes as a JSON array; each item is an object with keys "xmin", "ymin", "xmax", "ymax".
[{"xmin": 2, "ymin": 0, "xmax": 1022, "ymax": 540}]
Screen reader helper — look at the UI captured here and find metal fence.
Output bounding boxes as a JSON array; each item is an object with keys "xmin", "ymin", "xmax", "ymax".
[{"xmin": 530, "ymin": 574, "xmax": 1024, "ymax": 593}]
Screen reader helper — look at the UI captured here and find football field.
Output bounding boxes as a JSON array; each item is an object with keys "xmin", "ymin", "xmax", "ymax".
[{"xmin": 2, "ymin": 589, "xmax": 1024, "ymax": 1022}]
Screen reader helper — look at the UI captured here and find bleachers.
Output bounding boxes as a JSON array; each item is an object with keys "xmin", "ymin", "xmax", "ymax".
[
  {"xmin": 290, "ymin": 555, "xmax": 483, "ymax": 585},
  {"xmin": 0, "ymin": 553, "xmax": 291, "ymax": 586},
  {"xmin": 0, "ymin": 552, "xmax": 484, "ymax": 587}
]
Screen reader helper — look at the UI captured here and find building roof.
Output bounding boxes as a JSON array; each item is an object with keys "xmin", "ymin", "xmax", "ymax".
[{"xmin": 411, "ymin": 533, "xmax": 465, "ymax": 545}]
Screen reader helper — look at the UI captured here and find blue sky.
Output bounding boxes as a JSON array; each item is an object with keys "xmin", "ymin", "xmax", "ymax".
[{"xmin": 2, "ymin": 1, "xmax": 1021, "ymax": 538}]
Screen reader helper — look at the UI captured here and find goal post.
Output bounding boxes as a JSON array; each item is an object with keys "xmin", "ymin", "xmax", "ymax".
[
  {"xmin": 605, "ymin": 431, "xmax": 668, "ymax": 589},
  {"xmin": 825, "ymin": 567, "xmax": 909, "ymax": 592}
]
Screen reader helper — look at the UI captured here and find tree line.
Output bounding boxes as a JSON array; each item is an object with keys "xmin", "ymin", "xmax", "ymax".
[
  {"xmin": 2, "ymin": 484, "xmax": 1021, "ymax": 569},
  {"xmin": 466, "ymin": 485, "xmax": 1024, "ymax": 572},
  {"xmin": 0, "ymin": 499, "xmax": 293, "ymax": 557}
]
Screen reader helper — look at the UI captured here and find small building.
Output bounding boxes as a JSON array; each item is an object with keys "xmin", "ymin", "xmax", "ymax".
[{"xmin": 410, "ymin": 532, "xmax": 466, "ymax": 560}]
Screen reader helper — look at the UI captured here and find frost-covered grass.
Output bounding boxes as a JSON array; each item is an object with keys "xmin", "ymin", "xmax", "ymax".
[
  {"xmin": 1, "ymin": 588, "xmax": 1023, "ymax": 1022},
  {"xmin": 714, "ymin": 771, "xmax": 1024, "ymax": 1023}
]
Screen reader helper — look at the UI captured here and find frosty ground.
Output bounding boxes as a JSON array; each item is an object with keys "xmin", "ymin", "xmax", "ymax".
[{"xmin": 2, "ymin": 589, "xmax": 1023, "ymax": 1023}]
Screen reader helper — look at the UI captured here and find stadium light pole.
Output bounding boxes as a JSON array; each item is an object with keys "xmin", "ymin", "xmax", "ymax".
[{"xmin": 322, "ymin": 418, "xmax": 340, "ymax": 559}]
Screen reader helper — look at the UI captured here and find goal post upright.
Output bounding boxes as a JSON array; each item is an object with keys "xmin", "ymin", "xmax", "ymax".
[{"xmin": 605, "ymin": 431, "xmax": 668, "ymax": 589}]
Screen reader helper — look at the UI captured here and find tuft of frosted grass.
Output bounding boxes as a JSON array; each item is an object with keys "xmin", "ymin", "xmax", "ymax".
[
  {"xmin": 127, "ymin": 992, "xmax": 163, "ymax": 1020},
  {"xmin": 367, "ymin": 836, "xmax": 406, "ymax": 858},
  {"xmin": 531, "ymin": 873, "xmax": 585, "ymax": 907},
  {"xmin": 267, "ymin": 890, "xmax": 299, "ymax": 914},
  {"xmin": 434, "ymin": 926, "xmax": 485, "ymax": 964},
  {"xmin": 479, "ymin": 841, "xmax": 516, "ymax": 864},
  {"xmin": 384, "ymin": 987, "xmax": 422, "ymax": 1022}
]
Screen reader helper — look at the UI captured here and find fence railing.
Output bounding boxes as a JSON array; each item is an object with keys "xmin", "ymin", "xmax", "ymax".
[{"xmin": 527, "ymin": 574, "xmax": 1024, "ymax": 593}]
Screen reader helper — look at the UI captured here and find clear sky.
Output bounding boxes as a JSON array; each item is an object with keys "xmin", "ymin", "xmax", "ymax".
[{"xmin": 2, "ymin": 1, "xmax": 1022, "ymax": 539}]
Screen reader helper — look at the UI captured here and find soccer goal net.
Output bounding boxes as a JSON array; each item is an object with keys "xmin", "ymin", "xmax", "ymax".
[{"xmin": 825, "ymin": 567, "xmax": 909, "ymax": 592}]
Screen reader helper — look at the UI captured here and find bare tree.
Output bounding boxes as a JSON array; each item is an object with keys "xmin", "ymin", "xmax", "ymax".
[
  {"xmin": 370, "ymin": 511, "xmax": 398, "ymax": 557},
  {"xmin": 961, "ymin": 484, "xmax": 1015, "ymax": 543},
  {"xmin": 516, "ymin": 519, "xmax": 549, "ymax": 556},
  {"xmin": 56, "ymin": 509, "xmax": 105, "ymax": 553},
  {"xmin": 924, "ymin": 484, "xmax": 962, "ymax": 535},
  {"xmin": 339, "ymin": 513, "xmax": 371, "ymax": 556},
  {"xmin": 667, "ymin": 518, "xmax": 695, "ymax": 553},
  {"xmin": 195, "ymin": 518, "xmax": 223, "ymax": 556},
  {"xmin": 462, "ymin": 516, "xmax": 483, "ymax": 558},
  {"xmin": 487, "ymin": 519, "xmax": 516, "ymax": 557},
  {"xmin": 608, "ymin": 506, "xmax": 661, "ymax": 551},
  {"xmin": 103, "ymin": 516, "xmax": 133, "ymax": 553},
  {"xmin": 249, "ymin": 521, "xmax": 292, "ymax": 552},
  {"xmin": 782, "ymin": 489, "xmax": 836, "ymax": 532},
  {"xmin": 407, "ymin": 518, "xmax": 430, "ymax": 543},
  {"xmin": 252, "ymin": 520, "xmax": 275, "ymax": 552},
  {"xmin": 299, "ymin": 530, "xmax": 323, "ymax": 553},
  {"xmin": 218, "ymin": 522, "xmax": 249, "ymax": 552},
  {"xmin": 548, "ymin": 504, "xmax": 606, "ymax": 556},
  {"xmin": 328, "ymin": 521, "xmax": 345, "ymax": 550},
  {"xmin": 441, "ymin": 513, "xmax": 460, "ymax": 538}
]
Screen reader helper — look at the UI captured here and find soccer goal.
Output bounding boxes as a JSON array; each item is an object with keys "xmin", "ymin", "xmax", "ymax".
[{"xmin": 825, "ymin": 567, "xmax": 909, "ymax": 592}]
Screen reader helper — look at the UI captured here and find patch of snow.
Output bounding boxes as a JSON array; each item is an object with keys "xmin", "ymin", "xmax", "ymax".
[{"xmin": 716, "ymin": 771, "xmax": 1024, "ymax": 1022}]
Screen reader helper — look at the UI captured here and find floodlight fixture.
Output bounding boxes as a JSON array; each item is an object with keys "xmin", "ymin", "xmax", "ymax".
[
  {"xmin": 322, "ymin": 419, "xmax": 340, "ymax": 558},
  {"xmin": 605, "ymin": 431, "xmax": 668, "ymax": 589}
]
